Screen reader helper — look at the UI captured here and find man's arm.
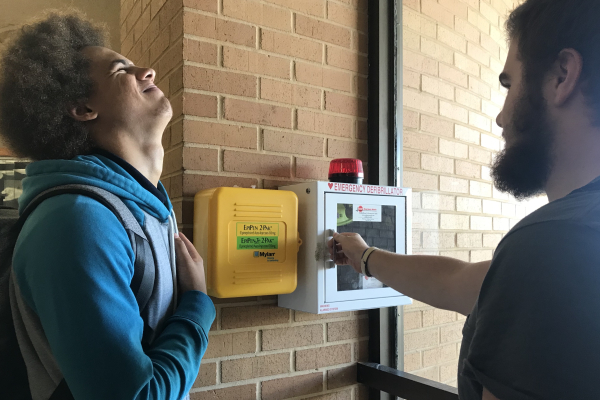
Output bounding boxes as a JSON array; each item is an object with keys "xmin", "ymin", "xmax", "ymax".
[
  {"xmin": 367, "ymin": 251, "xmax": 490, "ymax": 315},
  {"xmin": 329, "ymin": 232, "xmax": 490, "ymax": 315}
]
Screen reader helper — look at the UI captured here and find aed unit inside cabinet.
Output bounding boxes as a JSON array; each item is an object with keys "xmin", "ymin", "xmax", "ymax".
[{"xmin": 278, "ymin": 181, "xmax": 412, "ymax": 314}]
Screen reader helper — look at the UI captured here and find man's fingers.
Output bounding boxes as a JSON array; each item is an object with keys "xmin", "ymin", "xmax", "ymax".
[
  {"xmin": 179, "ymin": 232, "xmax": 202, "ymax": 263},
  {"xmin": 174, "ymin": 236, "xmax": 191, "ymax": 262}
]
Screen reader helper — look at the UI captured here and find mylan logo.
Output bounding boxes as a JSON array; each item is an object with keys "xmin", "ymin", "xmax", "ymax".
[{"xmin": 254, "ymin": 251, "xmax": 276, "ymax": 257}]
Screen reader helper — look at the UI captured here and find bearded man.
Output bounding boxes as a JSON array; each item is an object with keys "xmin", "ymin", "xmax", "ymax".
[{"xmin": 330, "ymin": 0, "xmax": 600, "ymax": 398}]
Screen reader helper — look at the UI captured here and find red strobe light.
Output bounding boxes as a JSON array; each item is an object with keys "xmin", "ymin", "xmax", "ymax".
[{"xmin": 328, "ymin": 158, "xmax": 364, "ymax": 184}]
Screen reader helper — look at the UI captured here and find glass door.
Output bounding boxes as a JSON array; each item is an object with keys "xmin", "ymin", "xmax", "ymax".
[{"xmin": 325, "ymin": 192, "xmax": 407, "ymax": 302}]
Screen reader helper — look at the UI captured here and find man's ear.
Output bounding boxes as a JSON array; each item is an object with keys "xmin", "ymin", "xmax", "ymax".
[
  {"xmin": 67, "ymin": 103, "xmax": 98, "ymax": 122},
  {"xmin": 552, "ymin": 48, "xmax": 583, "ymax": 106}
]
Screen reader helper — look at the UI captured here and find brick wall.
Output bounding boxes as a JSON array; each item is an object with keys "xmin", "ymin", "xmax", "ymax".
[
  {"xmin": 121, "ymin": 0, "xmax": 369, "ymax": 398},
  {"xmin": 400, "ymin": 0, "xmax": 547, "ymax": 387}
]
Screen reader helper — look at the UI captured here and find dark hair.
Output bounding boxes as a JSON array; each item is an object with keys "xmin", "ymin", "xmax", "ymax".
[
  {"xmin": 507, "ymin": 0, "xmax": 600, "ymax": 120},
  {"xmin": 0, "ymin": 11, "xmax": 107, "ymax": 160}
]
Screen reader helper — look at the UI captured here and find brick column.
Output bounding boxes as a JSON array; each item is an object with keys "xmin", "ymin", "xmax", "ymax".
[{"xmin": 121, "ymin": 0, "xmax": 370, "ymax": 398}]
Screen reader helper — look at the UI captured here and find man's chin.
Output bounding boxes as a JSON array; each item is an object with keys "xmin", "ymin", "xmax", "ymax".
[
  {"xmin": 153, "ymin": 96, "xmax": 173, "ymax": 118},
  {"xmin": 491, "ymin": 146, "xmax": 551, "ymax": 200}
]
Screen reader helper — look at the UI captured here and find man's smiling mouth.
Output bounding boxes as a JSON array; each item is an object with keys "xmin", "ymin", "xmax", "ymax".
[{"xmin": 143, "ymin": 84, "xmax": 158, "ymax": 93}]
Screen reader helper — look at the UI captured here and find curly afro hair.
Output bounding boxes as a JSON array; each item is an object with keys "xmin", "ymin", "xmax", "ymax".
[{"xmin": 0, "ymin": 11, "xmax": 108, "ymax": 160}]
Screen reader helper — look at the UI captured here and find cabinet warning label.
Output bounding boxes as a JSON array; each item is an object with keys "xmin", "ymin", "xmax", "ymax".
[
  {"xmin": 236, "ymin": 223, "xmax": 279, "ymax": 250},
  {"xmin": 352, "ymin": 204, "xmax": 382, "ymax": 222}
]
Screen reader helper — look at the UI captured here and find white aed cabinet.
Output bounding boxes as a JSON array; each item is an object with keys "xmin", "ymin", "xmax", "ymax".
[{"xmin": 278, "ymin": 181, "xmax": 412, "ymax": 314}]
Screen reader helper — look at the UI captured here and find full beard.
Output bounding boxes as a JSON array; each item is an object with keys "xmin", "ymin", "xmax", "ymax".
[{"xmin": 491, "ymin": 80, "xmax": 555, "ymax": 200}]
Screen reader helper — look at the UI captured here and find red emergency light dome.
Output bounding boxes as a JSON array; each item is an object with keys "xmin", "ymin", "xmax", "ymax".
[{"xmin": 328, "ymin": 158, "xmax": 364, "ymax": 184}]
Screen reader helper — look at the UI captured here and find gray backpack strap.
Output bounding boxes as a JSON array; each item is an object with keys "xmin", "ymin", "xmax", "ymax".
[
  {"xmin": 22, "ymin": 184, "xmax": 156, "ymax": 314},
  {"xmin": 15, "ymin": 184, "xmax": 158, "ymax": 400}
]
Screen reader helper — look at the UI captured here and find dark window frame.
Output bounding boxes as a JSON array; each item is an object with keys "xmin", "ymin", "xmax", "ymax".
[{"xmin": 366, "ymin": 1, "xmax": 404, "ymax": 398}]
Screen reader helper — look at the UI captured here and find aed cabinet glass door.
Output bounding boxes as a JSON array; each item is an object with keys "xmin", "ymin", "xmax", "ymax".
[{"xmin": 324, "ymin": 193, "xmax": 406, "ymax": 302}]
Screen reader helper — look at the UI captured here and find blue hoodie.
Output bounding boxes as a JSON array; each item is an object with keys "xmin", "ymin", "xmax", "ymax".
[{"xmin": 11, "ymin": 154, "xmax": 215, "ymax": 400}]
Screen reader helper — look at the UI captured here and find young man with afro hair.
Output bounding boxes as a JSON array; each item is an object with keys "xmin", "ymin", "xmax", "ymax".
[{"xmin": 0, "ymin": 11, "xmax": 213, "ymax": 400}]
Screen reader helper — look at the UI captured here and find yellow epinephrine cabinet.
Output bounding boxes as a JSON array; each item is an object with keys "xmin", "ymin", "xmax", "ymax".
[{"xmin": 193, "ymin": 187, "xmax": 301, "ymax": 298}]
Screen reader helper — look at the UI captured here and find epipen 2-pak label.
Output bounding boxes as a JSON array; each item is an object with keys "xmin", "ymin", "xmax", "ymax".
[{"xmin": 236, "ymin": 223, "xmax": 279, "ymax": 250}]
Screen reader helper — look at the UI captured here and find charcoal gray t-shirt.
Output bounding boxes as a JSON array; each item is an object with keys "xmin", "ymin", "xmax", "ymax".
[{"xmin": 458, "ymin": 177, "xmax": 600, "ymax": 399}]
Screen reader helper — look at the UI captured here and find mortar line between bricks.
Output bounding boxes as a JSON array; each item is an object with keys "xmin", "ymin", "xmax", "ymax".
[
  {"xmin": 182, "ymin": 26, "xmax": 366, "ymax": 65},
  {"xmin": 195, "ymin": 147, "xmax": 328, "ymax": 159},
  {"xmin": 403, "ymin": 102, "xmax": 504, "ymax": 123},
  {"xmin": 402, "ymin": 149, "xmax": 497, "ymax": 167},
  {"xmin": 246, "ymin": 74, "xmax": 360, "ymax": 99},
  {"xmin": 183, "ymin": 142, "xmax": 227, "ymax": 150},
  {"xmin": 168, "ymin": 171, "xmax": 311, "ymax": 181},
  {"xmin": 185, "ymin": 89, "xmax": 345, "ymax": 113},
  {"xmin": 404, "ymin": 168, "xmax": 505, "ymax": 185},
  {"xmin": 170, "ymin": 32, "xmax": 185, "ymax": 47},
  {"xmin": 218, "ymin": 147, "xmax": 223, "ymax": 172},
  {"xmin": 403, "ymin": 26, "xmax": 507, "ymax": 57},
  {"xmin": 153, "ymin": 46, "xmax": 183, "ymax": 68},
  {"xmin": 218, "ymin": 310, "xmax": 366, "ymax": 324},
  {"xmin": 290, "ymin": 156, "xmax": 296, "ymax": 179},
  {"xmin": 257, "ymin": 329, "xmax": 262, "ymax": 352},
  {"xmin": 158, "ymin": 69, "xmax": 185, "ymax": 98},
  {"xmin": 258, "ymin": 128, "xmax": 264, "ymax": 151},
  {"xmin": 217, "ymin": 94, "xmax": 223, "ymax": 120},
  {"xmin": 182, "ymin": 6, "xmax": 362, "ymax": 41},
  {"xmin": 256, "ymin": 342, "xmax": 360, "ymax": 359},
  {"xmin": 120, "ymin": 2, "xmax": 136, "ymax": 30},
  {"xmin": 158, "ymin": 170, "xmax": 184, "ymax": 180},
  {"xmin": 182, "ymin": 33, "xmax": 296, "ymax": 56},
  {"xmin": 191, "ymin": 370, "xmax": 328, "ymax": 395},
  {"xmin": 195, "ymin": 360, "xmax": 358, "ymax": 393},
  {"xmin": 181, "ymin": 84, "xmax": 368, "ymax": 115},
  {"xmin": 220, "ymin": 313, "xmax": 367, "ymax": 326},
  {"xmin": 203, "ymin": 329, "xmax": 366, "ymax": 346},
  {"xmin": 216, "ymin": 43, "xmax": 223, "ymax": 68},
  {"xmin": 223, "ymin": 94, "xmax": 368, "ymax": 121},
  {"xmin": 277, "ymin": 8, "xmax": 368, "ymax": 34},
  {"xmin": 181, "ymin": 33, "xmax": 262, "ymax": 52},
  {"xmin": 285, "ymin": 386, "xmax": 362, "ymax": 400},
  {"xmin": 121, "ymin": 8, "xmax": 143, "ymax": 39},
  {"xmin": 405, "ymin": 324, "xmax": 467, "ymax": 335},
  {"xmin": 163, "ymin": 142, "xmax": 184, "ymax": 155},
  {"xmin": 294, "ymin": 57, "xmax": 371, "ymax": 76},
  {"xmin": 255, "ymin": 25, "xmax": 259, "ymax": 50},
  {"xmin": 205, "ymin": 321, "xmax": 369, "ymax": 337}
]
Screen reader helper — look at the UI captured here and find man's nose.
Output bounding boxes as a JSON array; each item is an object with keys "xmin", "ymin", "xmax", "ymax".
[
  {"xmin": 136, "ymin": 67, "xmax": 156, "ymax": 82},
  {"xmin": 496, "ymin": 109, "xmax": 504, "ymax": 129}
]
